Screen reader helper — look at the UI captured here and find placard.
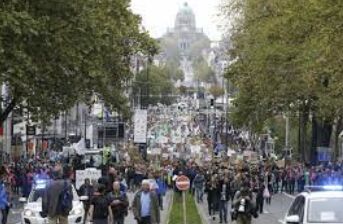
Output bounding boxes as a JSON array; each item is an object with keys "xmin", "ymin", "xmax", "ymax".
[
  {"xmin": 76, "ymin": 168, "xmax": 102, "ymax": 190},
  {"xmin": 134, "ymin": 109, "xmax": 148, "ymax": 143}
]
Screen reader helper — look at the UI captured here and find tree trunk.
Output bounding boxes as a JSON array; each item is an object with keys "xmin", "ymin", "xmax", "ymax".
[
  {"xmin": 333, "ymin": 117, "xmax": 343, "ymax": 159},
  {"xmin": 311, "ymin": 115, "xmax": 318, "ymax": 163},
  {"xmin": 0, "ymin": 99, "xmax": 16, "ymax": 123},
  {"xmin": 311, "ymin": 114, "xmax": 333, "ymax": 164},
  {"xmin": 299, "ymin": 108, "xmax": 309, "ymax": 162}
]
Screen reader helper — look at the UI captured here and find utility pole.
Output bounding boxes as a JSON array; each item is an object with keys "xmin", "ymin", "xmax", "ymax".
[
  {"xmin": 225, "ymin": 79, "xmax": 229, "ymax": 151},
  {"xmin": 64, "ymin": 111, "xmax": 68, "ymax": 144},
  {"xmin": 102, "ymin": 104, "xmax": 105, "ymax": 148},
  {"xmin": 84, "ymin": 111, "xmax": 87, "ymax": 146},
  {"xmin": 285, "ymin": 115, "xmax": 290, "ymax": 149},
  {"xmin": 76, "ymin": 102, "xmax": 79, "ymax": 136},
  {"xmin": 146, "ymin": 56, "xmax": 152, "ymax": 109}
]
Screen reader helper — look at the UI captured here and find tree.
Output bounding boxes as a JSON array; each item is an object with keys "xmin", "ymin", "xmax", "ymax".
[
  {"xmin": 0, "ymin": 0, "xmax": 156, "ymax": 123},
  {"xmin": 164, "ymin": 61, "xmax": 185, "ymax": 82},
  {"xmin": 208, "ymin": 85, "xmax": 225, "ymax": 99},
  {"xmin": 193, "ymin": 57, "xmax": 216, "ymax": 83},
  {"xmin": 223, "ymin": 0, "xmax": 343, "ymax": 161},
  {"xmin": 133, "ymin": 65, "xmax": 176, "ymax": 107}
]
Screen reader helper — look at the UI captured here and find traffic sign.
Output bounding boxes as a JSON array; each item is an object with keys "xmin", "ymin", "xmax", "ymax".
[
  {"xmin": 176, "ymin": 175, "xmax": 190, "ymax": 191},
  {"xmin": 26, "ymin": 125, "xmax": 36, "ymax": 136}
]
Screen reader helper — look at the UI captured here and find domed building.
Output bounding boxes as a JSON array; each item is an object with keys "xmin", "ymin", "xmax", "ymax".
[
  {"xmin": 175, "ymin": 2, "xmax": 196, "ymax": 32},
  {"xmin": 157, "ymin": 2, "xmax": 211, "ymax": 86},
  {"xmin": 159, "ymin": 2, "xmax": 211, "ymax": 59}
]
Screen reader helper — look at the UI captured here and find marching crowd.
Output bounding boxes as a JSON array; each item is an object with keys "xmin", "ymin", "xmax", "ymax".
[{"xmin": 0, "ymin": 154, "xmax": 343, "ymax": 224}]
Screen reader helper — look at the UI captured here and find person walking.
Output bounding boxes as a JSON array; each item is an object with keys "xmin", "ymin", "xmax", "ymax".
[
  {"xmin": 108, "ymin": 181, "xmax": 129, "ymax": 224},
  {"xmin": 132, "ymin": 180, "xmax": 160, "ymax": 224},
  {"xmin": 233, "ymin": 182, "xmax": 257, "ymax": 224},
  {"xmin": 79, "ymin": 178, "xmax": 94, "ymax": 224},
  {"xmin": 0, "ymin": 168, "xmax": 10, "ymax": 224},
  {"xmin": 88, "ymin": 184, "xmax": 112, "ymax": 224},
  {"xmin": 255, "ymin": 179, "xmax": 265, "ymax": 214},
  {"xmin": 42, "ymin": 167, "xmax": 73, "ymax": 224},
  {"xmin": 193, "ymin": 170, "xmax": 205, "ymax": 203},
  {"xmin": 218, "ymin": 177, "xmax": 230, "ymax": 224},
  {"xmin": 155, "ymin": 173, "xmax": 166, "ymax": 210}
]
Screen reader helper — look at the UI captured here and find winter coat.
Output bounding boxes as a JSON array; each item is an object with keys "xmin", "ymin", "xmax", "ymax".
[
  {"xmin": 0, "ymin": 183, "xmax": 9, "ymax": 209},
  {"xmin": 156, "ymin": 178, "xmax": 167, "ymax": 195},
  {"xmin": 193, "ymin": 174, "xmax": 205, "ymax": 189},
  {"xmin": 108, "ymin": 191, "xmax": 129, "ymax": 219},
  {"xmin": 42, "ymin": 179, "xmax": 73, "ymax": 218},
  {"xmin": 132, "ymin": 191, "xmax": 160, "ymax": 224}
]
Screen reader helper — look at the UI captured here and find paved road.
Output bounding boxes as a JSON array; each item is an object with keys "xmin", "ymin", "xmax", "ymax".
[
  {"xmin": 9, "ymin": 190, "xmax": 172, "ymax": 224},
  {"xmin": 196, "ymin": 193, "xmax": 294, "ymax": 224}
]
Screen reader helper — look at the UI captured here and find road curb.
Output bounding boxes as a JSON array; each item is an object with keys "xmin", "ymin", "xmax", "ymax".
[
  {"xmin": 194, "ymin": 197, "xmax": 209, "ymax": 224},
  {"xmin": 164, "ymin": 191, "xmax": 174, "ymax": 224},
  {"xmin": 282, "ymin": 192, "xmax": 295, "ymax": 199}
]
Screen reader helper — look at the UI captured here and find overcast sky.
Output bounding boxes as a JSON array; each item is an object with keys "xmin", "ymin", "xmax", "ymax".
[{"xmin": 130, "ymin": 0, "xmax": 223, "ymax": 41}]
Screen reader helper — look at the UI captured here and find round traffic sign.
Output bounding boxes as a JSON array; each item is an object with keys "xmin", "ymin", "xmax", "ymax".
[{"xmin": 176, "ymin": 175, "xmax": 190, "ymax": 191}]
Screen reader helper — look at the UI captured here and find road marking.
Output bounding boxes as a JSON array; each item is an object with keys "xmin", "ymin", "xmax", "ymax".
[{"xmin": 282, "ymin": 192, "xmax": 295, "ymax": 199}]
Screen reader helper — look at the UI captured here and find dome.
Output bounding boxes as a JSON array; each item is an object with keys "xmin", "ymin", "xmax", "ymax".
[
  {"xmin": 174, "ymin": 2, "xmax": 196, "ymax": 32},
  {"xmin": 179, "ymin": 2, "xmax": 194, "ymax": 15}
]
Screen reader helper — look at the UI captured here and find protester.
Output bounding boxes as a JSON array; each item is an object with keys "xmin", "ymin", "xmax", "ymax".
[
  {"xmin": 255, "ymin": 179, "xmax": 265, "ymax": 214},
  {"xmin": 88, "ymin": 184, "xmax": 112, "ymax": 224},
  {"xmin": 108, "ymin": 181, "xmax": 129, "ymax": 224},
  {"xmin": 218, "ymin": 177, "xmax": 230, "ymax": 224},
  {"xmin": 233, "ymin": 181, "xmax": 257, "ymax": 224},
  {"xmin": 79, "ymin": 178, "xmax": 94, "ymax": 223},
  {"xmin": 42, "ymin": 167, "xmax": 73, "ymax": 224},
  {"xmin": 193, "ymin": 170, "xmax": 205, "ymax": 203},
  {"xmin": 0, "ymin": 167, "xmax": 10, "ymax": 224},
  {"xmin": 154, "ymin": 172, "xmax": 167, "ymax": 210},
  {"xmin": 132, "ymin": 180, "xmax": 160, "ymax": 224}
]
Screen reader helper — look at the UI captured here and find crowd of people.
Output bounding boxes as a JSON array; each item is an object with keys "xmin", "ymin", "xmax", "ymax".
[
  {"xmin": 182, "ymin": 159, "xmax": 343, "ymax": 224},
  {"xmin": 0, "ymin": 151, "xmax": 343, "ymax": 224},
  {"xmin": 0, "ymin": 160, "xmax": 167, "ymax": 224}
]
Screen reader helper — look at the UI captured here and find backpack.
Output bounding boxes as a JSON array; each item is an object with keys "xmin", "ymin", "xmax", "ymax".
[
  {"xmin": 233, "ymin": 190, "xmax": 258, "ymax": 218},
  {"xmin": 57, "ymin": 180, "xmax": 73, "ymax": 216}
]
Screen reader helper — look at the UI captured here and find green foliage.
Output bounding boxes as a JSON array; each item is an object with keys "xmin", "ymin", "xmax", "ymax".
[
  {"xmin": 224, "ymin": 0, "xmax": 343, "ymax": 131},
  {"xmin": 193, "ymin": 57, "xmax": 216, "ymax": 83},
  {"xmin": 164, "ymin": 61, "xmax": 185, "ymax": 82},
  {"xmin": 208, "ymin": 85, "xmax": 225, "ymax": 98},
  {"xmin": 0, "ymin": 0, "xmax": 156, "ymax": 122},
  {"xmin": 133, "ymin": 65, "xmax": 176, "ymax": 106}
]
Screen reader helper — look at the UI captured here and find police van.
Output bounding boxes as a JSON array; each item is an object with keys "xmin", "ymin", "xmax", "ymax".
[{"xmin": 284, "ymin": 185, "xmax": 343, "ymax": 224}]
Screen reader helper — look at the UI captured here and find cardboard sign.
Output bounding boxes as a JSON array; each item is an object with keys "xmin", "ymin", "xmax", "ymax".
[
  {"xmin": 134, "ymin": 109, "xmax": 148, "ymax": 143},
  {"xmin": 76, "ymin": 168, "xmax": 102, "ymax": 190}
]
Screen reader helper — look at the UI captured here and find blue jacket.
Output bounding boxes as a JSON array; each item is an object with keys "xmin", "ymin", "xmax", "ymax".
[
  {"xmin": 156, "ymin": 178, "xmax": 167, "ymax": 195},
  {"xmin": 0, "ymin": 183, "xmax": 9, "ymax": 209}
]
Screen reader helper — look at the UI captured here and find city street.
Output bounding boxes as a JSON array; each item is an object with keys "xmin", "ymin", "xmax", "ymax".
[
  {"xmin": 197, "ymin": 193, "xmax": 294, "ymax": 224},
  {"xmin": 8, "ymin": 191, "xmax": 173, "ymax": 224},
  {"xmin": 2, "ymin": 0, "xmax": 343, "ymax": 224}
]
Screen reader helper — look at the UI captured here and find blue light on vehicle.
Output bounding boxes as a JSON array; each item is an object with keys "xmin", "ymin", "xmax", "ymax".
[
  {"xmin": 34, "ymin": 179, "xmax": 47, "ymax": 189},
  {"xmin": 322, "ymin": 185, "xmax": 343, "ymax": 191}
]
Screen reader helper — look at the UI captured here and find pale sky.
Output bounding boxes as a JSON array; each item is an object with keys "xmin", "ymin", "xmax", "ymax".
[{"xmin": 130, "ymin": 0, "xmax": 223, "ymax": 41}]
